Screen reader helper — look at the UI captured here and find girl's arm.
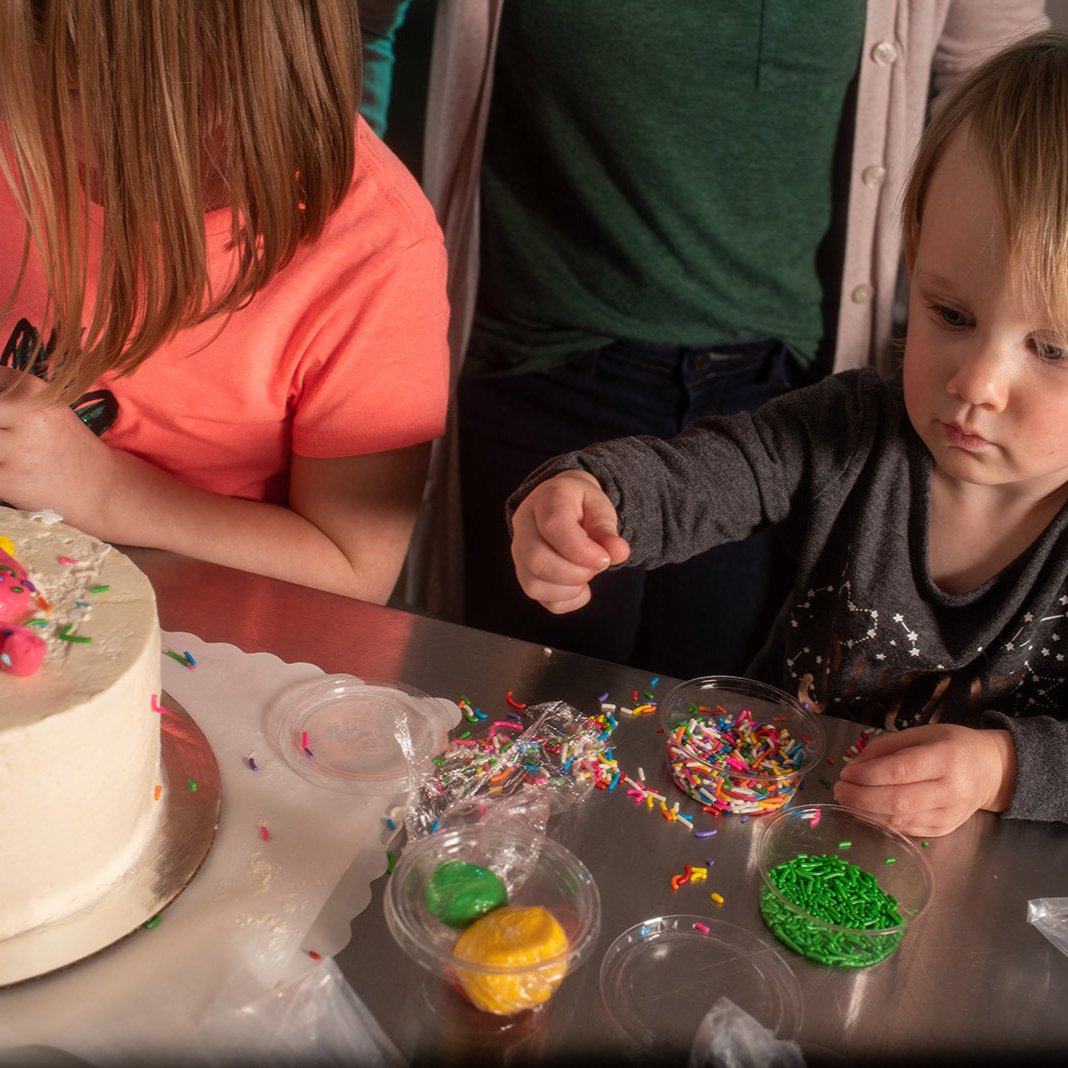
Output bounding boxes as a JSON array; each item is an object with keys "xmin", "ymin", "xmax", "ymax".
[{"xmin": 0, "ymin": 368, "xmax": 429, "ymax": 603}]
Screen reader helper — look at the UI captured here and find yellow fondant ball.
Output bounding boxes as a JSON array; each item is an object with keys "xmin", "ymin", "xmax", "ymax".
[{"xmin": 452, "ymin": 905, "xmax": 569, "ymax": 1014}]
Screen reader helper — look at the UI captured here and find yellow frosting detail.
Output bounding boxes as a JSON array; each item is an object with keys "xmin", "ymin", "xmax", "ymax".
[
  {"xmin": 453, "ymin": 905, "xmax": 569, "ymax": 1014},
  {"xmin": 0, "ymin": 535, "xmax": 14, "ymax": 555}
]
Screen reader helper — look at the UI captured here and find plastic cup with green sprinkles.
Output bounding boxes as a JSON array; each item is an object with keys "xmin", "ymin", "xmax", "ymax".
[{"xmin": 755, "ymin": 804, "xmax": 934, "ymax": 968}]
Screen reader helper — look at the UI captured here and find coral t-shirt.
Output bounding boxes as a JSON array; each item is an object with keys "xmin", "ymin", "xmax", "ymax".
[{"xmin": 0, "ymin": 118, "xmax": 449, "ymax": 503}]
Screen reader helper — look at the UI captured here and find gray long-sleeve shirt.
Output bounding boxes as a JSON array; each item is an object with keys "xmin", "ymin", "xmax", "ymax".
[{"xmin": 508, "ymin": 369, "xmax": 1068, "ymax": 823}]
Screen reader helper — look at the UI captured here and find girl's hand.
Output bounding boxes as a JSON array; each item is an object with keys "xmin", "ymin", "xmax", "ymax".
[
  {"xmin": 833, "ymin": 724, "xmax": 1016, "ymax": 837},
  {"xmin": 0, "ymin": 369, "xmax": 112, "ymax": 523},
  {"xmin": 510, "ymin": 470, "xmax": 631, "ymax": 613}
]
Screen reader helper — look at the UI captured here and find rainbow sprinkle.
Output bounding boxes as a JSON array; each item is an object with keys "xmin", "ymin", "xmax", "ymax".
[{"xmin": 665, "ymin": 706, "xmax": 810, "ymax": 814}]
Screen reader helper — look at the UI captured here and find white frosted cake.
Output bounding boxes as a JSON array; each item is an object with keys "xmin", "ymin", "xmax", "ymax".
[{"xmin": 0, "ymin": 507, "xmax": 162, "ymax": 941}]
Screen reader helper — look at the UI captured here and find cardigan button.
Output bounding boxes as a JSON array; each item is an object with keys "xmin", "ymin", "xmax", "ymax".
[
  {"xmin": 862, "ymin": 164, "xmax": 887, "ymax": 187},
  {"xmin": 871, "ymin": 40, "xmax": 899, "ymax": 66}
]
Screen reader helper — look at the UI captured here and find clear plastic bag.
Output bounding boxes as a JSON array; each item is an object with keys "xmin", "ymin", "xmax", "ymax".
[
  {"xmin": 190, "ymin": 957, "xmax": 404, "ymax": 1066},
  {"xmin": 431, "ymin": 789, "xmax": 552, "ymax": 837},
  {"xmin": 1027, "ymin": 897, "xmax": 1068, "ymax": 957},
  {"xmin": 403, "ymin": 700, "xmax": 607, "ymax": 841},
  {"xmin": 688, "ymin": 997, "xmax": 805, "ymax": 1068}
]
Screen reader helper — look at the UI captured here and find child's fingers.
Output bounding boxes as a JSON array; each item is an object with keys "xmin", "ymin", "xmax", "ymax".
[
  {"xmin": 510, "ymin": 471, "xmax": 630, "ymax": 613},
  {"xmin": 534, "ymin": 585, "xmax": 594, "ymax": 615},
  {"xmin": 834, "ymin": 725, "xmax": 1002, "ymax": 837},
  {"xmin": 510, "ymin": 521, "xmax": 598, "ymax": 610},
  {"xmin": 837, "ymin": 745, "xmax": 941, "ymax": 788},
  {"xmin": 513, "ymin": 472, "xmax": 627, "ymax": 574},
  {"xmin": 587, "ymin": 527, "xmax": 631, "ymax": 567},
  {"xmin": 574, "ymin": 489, "xmax": 630, "ymax": 565},
  {"xmin": 836, "ymin": 725, "xmax": 962, "ymax": 783},
  {"xmin": 512, "ymin": 536, "xmax": 601, "ymax": 607},
  {"xmin": 530, "ymin": 487, "xmax": 621, "ymax": 571},
  {"xmin": 833, "ymin": 778, "xmax": 962, "ymax": 837},
  {"xmin": 834, "ymin": 774, "xmax": 936, "ymax": 816}
]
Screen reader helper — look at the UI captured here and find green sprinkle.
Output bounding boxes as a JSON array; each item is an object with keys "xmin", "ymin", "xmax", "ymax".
[
  {"xmin": 58, "ymin": 624, "xmax": 91, "ymax": 643},
  {"xmin": 883, "ymin": 857, "xmax": 896, "ymax": 864},
  {"xmin": 921, "ymin": 840, "xmax": 928, "ymax": 848},
  {"xmin": 760, "ymin": 853, "xmax": 904, "ymax": 967},
  {"xmin": 837, "ymin": 841, "xmax": 852, "ymax": 849},
  {"xmin": 187, "ymin": 778, "xmax": 198, "ymax": 792},
  {"xmin": 819, "ymin": 777, "xmax": 832, "ymax": 789},
  {"xmin": 144, "ymin": 915, "xmax": 162, "ymax": 929},
  {"xmin": 26, "ymin": 618, "xmax": 48, "ymax": 628},
  {"xmin": 459, "ymin": 729, "xmax": 472, "ymax": 739},
  {"xmin": 89, "ymin": 584, "xmax": 110, "ymax": 593},
  {"xmin": 165, "ymin": 650, "xmax": 191, "ymax": 665},
  {"xmin": 387, "ymin": 850, "xmax": 396, "ymax": 874}
]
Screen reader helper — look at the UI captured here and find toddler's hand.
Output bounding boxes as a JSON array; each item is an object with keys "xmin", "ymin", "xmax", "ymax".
[
  {"xmin": 833, "ymin": 724, "xmax": 1015, "ymax": 837},
  {"xmin": 510, "ymin": 470, "xmax": 631, "ymax": 613},
  {"xmin": 0, "ymin": 367, "xmax": 112, "ymax": 524}
]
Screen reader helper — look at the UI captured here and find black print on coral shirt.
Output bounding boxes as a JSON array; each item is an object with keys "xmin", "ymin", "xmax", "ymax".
[{"xmin": 1, "ymin": 317, "xmax": 117, "ymax": 436}]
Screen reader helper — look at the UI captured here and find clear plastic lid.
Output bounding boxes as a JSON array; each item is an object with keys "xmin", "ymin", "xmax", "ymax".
[
  {"xmin": 599, "ymin": 915, "xmax": 803, "ymax": 1053},
  {"xmin": 270, "ymin": 675, "xmax": 454, "ymax": 794}
]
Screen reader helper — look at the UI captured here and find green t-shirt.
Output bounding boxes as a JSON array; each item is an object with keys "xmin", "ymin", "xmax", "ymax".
[{"xmin": 468, "ymin": 0, "xmax": 866, "ymax": 376}]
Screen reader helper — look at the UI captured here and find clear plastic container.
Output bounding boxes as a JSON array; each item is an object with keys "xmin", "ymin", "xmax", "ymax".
[
  {"xmin": 755, "ymin": 804, "xmax": 934, "ymax": 967},
  {"xmin": 384, "ymin": 825, "xmax": 601, "ymax": 1015},
  {"xmin": 659, "ymin": 676, "xmax": 825, "ymax": 814},
  {"xmin": 599, "ymin": 915, "xmax": 803, "ymax": 1053},
  {"xmin": 270, "ymin": 675, "xmax": 454, "ymax": 794}
]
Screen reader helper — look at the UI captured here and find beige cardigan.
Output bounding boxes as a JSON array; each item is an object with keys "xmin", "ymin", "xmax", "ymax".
[{"xmin": 369, "ymin": 0, "xmax": 1049, "ymax": 619}]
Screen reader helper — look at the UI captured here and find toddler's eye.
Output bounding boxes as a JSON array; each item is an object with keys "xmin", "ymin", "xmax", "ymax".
[
  {"xmin": 928, "ymin": 302, "xmax": 970, "ymax": 329},
  {"xmin": 1034, "ymin": 338, "xmax": 1068, "ymax": 363}
]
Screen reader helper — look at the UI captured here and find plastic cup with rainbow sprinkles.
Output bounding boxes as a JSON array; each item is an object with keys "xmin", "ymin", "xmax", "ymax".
[{"xmin": 659, "ymin": 676, "xmax": 825, "ymax": 815}]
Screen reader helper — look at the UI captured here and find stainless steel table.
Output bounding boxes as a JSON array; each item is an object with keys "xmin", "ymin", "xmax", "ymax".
[{"xmin": 133, "ymin": 549, "xmax": 1068, "ymax": 1066}]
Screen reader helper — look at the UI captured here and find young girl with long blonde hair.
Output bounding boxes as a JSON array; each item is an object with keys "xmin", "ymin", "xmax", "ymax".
[{"xmin": 0, "ymin": 0, "xmax": 448, "ymax": 602}]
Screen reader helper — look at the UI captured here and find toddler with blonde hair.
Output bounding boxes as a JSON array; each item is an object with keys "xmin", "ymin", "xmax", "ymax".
[{"xmin": 509, "ymin": 32, "xmax": 1068, "ymax": 837}]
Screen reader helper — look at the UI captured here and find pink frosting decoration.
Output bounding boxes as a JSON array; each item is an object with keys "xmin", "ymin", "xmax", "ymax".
[{"xmin": 1, "ymin": 547, "xmax": 46, "ymax": 677}]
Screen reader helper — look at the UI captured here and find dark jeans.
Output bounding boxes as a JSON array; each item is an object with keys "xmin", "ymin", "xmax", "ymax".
[{"xmin": 457, "ymin": 337, "xmax": 799, "ymax": 678}]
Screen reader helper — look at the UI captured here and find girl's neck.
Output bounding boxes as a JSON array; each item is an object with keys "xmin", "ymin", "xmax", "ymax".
[{"xmin": 927, "ymin": 468, "xmax": 1068, "ymax": 594}]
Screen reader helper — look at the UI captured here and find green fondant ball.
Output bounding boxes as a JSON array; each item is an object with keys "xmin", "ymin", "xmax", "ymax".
[{"xmin": 425, "ymin": 859, "xmax": 508, "ymax": 928}]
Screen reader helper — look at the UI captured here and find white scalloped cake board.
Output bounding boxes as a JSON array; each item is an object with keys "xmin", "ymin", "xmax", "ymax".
[{"xmin": 0, "ymin": 632, "xmax": 459, "ymax": 1061}]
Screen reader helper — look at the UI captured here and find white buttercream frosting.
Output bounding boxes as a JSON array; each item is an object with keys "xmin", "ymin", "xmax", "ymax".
[{"xmin": 0, "ymin": 507, "xmax": 161, "ymax": 940}]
